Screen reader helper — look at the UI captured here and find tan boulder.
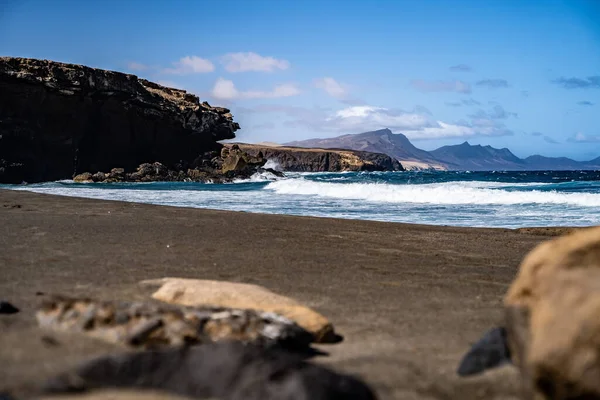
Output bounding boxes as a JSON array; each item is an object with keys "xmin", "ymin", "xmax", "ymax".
[
  {"xmin": 140, "ymin": 278, "xmax": 337, "ymax": 343},
  {"xmin": 73, "ymin": 172, "xmax": 93, "ymax": 183},
  {"xmin": 504, "ymin": 226, "xmax": 600, "ymax": 399},
  {"xmin": 221, "ymin": 145, "xmax": 247, "ymax": 173}
]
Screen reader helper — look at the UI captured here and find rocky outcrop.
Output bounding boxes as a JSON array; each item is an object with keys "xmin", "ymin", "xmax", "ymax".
[
  {"xmin": 230, "ymin": 143, "xmax": 404, "ymax": 172},
  {"xmin": 73, "ymin": 153, "xmax": 282, "ymax": 184},
  {"xmin": 141, "ymin": 278, "xmax": 339, "ymax": 344},
  {"xmin": 0, "ymin": 57, "xmax": 239, "ymax": 184}
]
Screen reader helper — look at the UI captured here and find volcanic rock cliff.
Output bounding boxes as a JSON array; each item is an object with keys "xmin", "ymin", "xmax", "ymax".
[
  {"xmin": 0, "ymin": 57, "xmax": 240, "ymax": 183},
  {"xmin": 230, "ymin": 143, "xmax": 404, "ymax": 172}
]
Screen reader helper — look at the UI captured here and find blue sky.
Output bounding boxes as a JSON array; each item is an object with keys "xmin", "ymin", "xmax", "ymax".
[{"xmin": 1, "ymin": 0, "xmax": 599, "ymax": 160}]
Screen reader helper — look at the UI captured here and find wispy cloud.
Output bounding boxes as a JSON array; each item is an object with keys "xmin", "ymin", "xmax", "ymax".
[
  {"xmin": 445, "ymin": 98, "xmax": 481, "ymax": 107},
  {"xmin": 163, "ymin": 56, "xmax": 215, "ymax": 74},
  {"xmin": 543, "ymin": 136, "xmax": 559, "ymax": 144},
  {"xmin": 250, "ymin": 122, "xmax": 276, "ymax": 130},
  {"xmin": 127, "ymin": 62, "xmax": 149, "ymax": 71},
  {"xmin": 531, "ymin": 132, "xmax": 543, "ymax": 137},
  {"xmin": 577, "ymin": 100, "xmax": 594, "ymax": 106},
  {"xmin": 312, "ymin": 77, "xmax": 363, "ymax": 105},
  {"xmin": 210, "ymin": 78, "xmax": 300, "ymax": 100},
  {"xmin": 449, "ymin": 64, "xmax": 472, "ymax": 72},
  {"xmin": 469, "ymin": 105, "xmax": 517, "ymax": 120},
  {"xmin": 475, "ymin": 79, "xmax": 509, "ymax": 89},
  {"xmin": 313, "ymin": 77, "xmax": 348, "ymax": 98},
  {"xmin": 462, "ymin": 98, "xmax": 481, "ymax": 106},
  {"xmin": 220, "ymin": 52, "xmax": 290, "ymax": 73},
  {"xmin": 568, "ymin": 132, "xmax": 600, "ymax": 143},
  {"xmin": 552, "ymin": 76, "xmax": 600, "ymax": 89},
  {"xmin": 410, "ymin": 79, "xmax": 471, "ymax": 94}
]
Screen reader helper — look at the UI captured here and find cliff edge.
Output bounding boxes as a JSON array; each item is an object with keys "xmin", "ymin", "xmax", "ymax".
[
  {"xmin": 0, "ymin": 57, "xmax": 239, "ymax": 183},
  {"xmin": 230, "ymin": 143, "xmax": 404, "ymax": 172}
]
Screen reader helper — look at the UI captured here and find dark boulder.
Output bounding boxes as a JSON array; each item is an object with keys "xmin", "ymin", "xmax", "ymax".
[{"xmin": 42, "ymin": 342, "xmax": 377, "ymax": 400}]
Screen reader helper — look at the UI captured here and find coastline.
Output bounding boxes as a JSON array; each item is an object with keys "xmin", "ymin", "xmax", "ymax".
[{"xmin": 0, "ymin": 189, "xmax": 573, "ymax": 399}]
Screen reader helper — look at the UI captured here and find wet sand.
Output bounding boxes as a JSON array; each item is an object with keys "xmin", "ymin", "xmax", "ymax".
[{"xmin": 0, "ymin": 189, "xmax": 563, "ymax": 399}]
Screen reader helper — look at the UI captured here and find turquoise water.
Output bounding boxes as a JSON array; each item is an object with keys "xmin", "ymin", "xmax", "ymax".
[{"xmin": 4, "ymin": 170, "xmax": 600, "ymax": 228}]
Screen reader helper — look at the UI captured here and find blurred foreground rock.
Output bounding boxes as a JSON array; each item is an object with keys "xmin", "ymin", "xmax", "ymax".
[
  {"xmin": 459, "ymin": 226, "xmax": 600, "ymax": 399},
  {"xmin": 41, "ymin": 341, "xmax": 376, "ymax": 400},
  {"xmin": 504, "ymin": 226, "xmax": 600, "ymax": 399},
  {"xmin": 141, "ymin": 278, "xmax": 339, "ymax": 344},
  {"xmin": 36, "ymin": 295, "xmax": 314, "ymax": 350}
]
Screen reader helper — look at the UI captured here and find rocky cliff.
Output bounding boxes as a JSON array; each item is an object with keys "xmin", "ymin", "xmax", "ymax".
[
  {"xmin": 229, "ymin": 143, "xmax": 404, "ymax": 172},
  {"xmin": 0, "ymin": 57, "xmax": 240, "ymax": 183}
]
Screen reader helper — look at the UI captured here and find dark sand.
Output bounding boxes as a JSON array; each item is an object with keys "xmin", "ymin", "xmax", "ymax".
[{"xmin": 0, "ymin": 189, "xmax": 562, "ymax": 399}]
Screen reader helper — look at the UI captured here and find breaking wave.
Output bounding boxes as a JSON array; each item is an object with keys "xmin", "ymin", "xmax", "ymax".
[{"xmin": 265, "ymin": 178, "xmax": 600, "ymax": 207}]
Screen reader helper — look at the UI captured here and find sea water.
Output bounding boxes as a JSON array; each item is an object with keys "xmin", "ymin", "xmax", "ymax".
[{"xmin": 4, "ymin": 170, "xmax": 600, "ymax": 228}]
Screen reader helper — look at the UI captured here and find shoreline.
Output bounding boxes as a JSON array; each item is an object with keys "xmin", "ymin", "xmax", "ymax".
[
  {"xmin": 0, "ymin": 185, "xmax": 588, "ymax": 233},
  {"xmin": 0, "ymin": 189, "xmax": 585, "ymax": 399}
]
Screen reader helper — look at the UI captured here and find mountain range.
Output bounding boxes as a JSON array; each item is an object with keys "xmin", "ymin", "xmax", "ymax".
[{"xmin": 284, "ymin": 129, "xmax": 600, "ymax": 171}]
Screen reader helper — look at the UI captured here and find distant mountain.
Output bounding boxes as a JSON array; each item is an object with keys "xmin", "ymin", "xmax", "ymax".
[
  {"xmin": 523, "ymin": 155, "xmax": 589, "ymax": 170},
  {"xmin": 284, "ymin": 129, "xmax": 600, "ymax": 171},
  {"xmin": 285, "ymin": 129, "xmax": 446, "ymax": 170},
  {"xmin": 430, "ymin": 141, "xmax": 526, "ymax": 170}
]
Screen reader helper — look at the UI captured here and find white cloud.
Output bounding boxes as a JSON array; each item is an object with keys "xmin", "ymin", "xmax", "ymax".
[
  {"xmin": 314, "ymin": 77, "xmax": 348, "ymax": 98},
  {"xmin": 211, "ymin": 78, "xmax": 300, "ymax": 100},
  {"xmin": 221, "ymin": 52, "xmax": 290, "ymax": 73},
  {"xmin": 324, "ymin": 106, "xmax": 434, "ymax": 133},
  {"xmin": 568, "ymin": 132, "xmax": 600, "ymax": 143},
  {"xmin": 163, "ymin": 56, "xmax": 215, "ymax": 75}
]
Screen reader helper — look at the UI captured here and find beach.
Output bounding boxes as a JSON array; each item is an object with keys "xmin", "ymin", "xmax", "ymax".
[{"xmin": 0, "ymin": 189, "xmax": 560, "ymax": 399}]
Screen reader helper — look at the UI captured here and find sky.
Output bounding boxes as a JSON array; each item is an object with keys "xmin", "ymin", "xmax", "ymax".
[{"xmin": 1, "ymin": 0, "xmax": 599, "ymax": 160}]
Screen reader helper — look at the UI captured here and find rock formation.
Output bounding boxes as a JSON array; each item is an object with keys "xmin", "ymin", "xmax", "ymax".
[
  {"xmin": 141, "ymin": 278, "xmax": 339, "ymax": 344},
  {"xmin": 229, "ymin": 143, "xmax": 404, "ymax": 172},
  {"xmin": 72, "ymin": 152, "xmax": 282, "ymax": 184},
  {"xmin": 0, "ymin": 57, "xmax": 239, "ymax": 183}
]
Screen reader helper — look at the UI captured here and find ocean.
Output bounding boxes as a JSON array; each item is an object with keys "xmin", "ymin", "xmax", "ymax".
[{"xmin": 4, "ymin": 169, "xmax": 600, "ymax": 229}]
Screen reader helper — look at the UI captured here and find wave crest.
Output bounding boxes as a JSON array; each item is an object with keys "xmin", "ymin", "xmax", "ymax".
[{"xmin": 264, "ymin": 179, "xmax": 600, "ymax": 207}]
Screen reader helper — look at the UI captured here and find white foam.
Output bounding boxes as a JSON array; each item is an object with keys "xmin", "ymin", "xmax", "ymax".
[
  {"xmin": 264, "ymin": 179, "xmax": 600, "ymax": 207},
  {"xmin": 231, "ymin": 170, "xmax": 281, "ymax": 183},
  {"xmin": 263, "ymin": 159, "xmax": 282, "ymax": 171}
]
